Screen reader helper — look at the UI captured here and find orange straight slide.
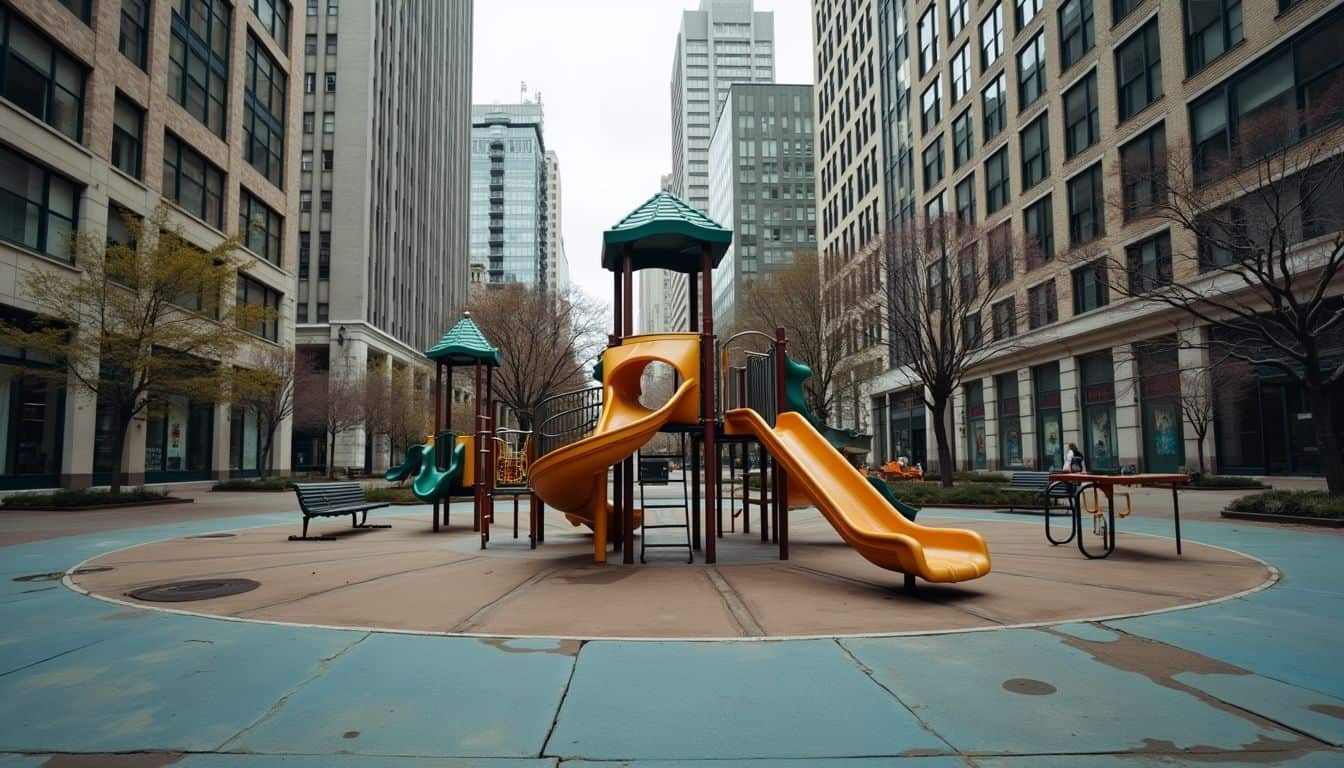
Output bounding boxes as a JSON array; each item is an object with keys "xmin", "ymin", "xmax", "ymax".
[
  {"xmin": 529, "ymin": 334, "xmax": 702, "ymax": 563},
  {"xmin": 724, "ymin": 408, "xmax": 991, "ymax": 583}
]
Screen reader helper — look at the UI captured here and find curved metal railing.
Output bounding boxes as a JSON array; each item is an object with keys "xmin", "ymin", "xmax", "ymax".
[{"xmin": 535, "ymin": 385, "xmax": 602, "ymax": 458}]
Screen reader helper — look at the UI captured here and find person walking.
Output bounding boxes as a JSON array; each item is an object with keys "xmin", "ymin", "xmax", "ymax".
[{"xmin": 1064, "ymin": 442, "xmax": 1087, "ymax": 473}]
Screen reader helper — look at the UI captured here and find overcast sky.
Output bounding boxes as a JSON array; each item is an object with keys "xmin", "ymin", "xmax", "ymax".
[{"xmin": 471, "ymin": 0, "xmax": 814, "ymax": 318}]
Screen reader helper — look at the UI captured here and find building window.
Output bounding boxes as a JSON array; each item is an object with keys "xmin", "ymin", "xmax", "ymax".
[
  {"xmin": 980, "ymin": 3, "xmax": 1004, "ymax": 71},
  {"xmin": 951, "ymin": 44, "xmax": 971, "ymax": 102},
  {"xmin": 1117, "ymin": 21, "xmax": 1163, "ymax": 121},
  {"xmin": 303, "ymin": 72, "xmax": 315, "ymax": 93},
  {"xmin": 983, "ymin": 72, "xmax": 1007, "ymax": 140},
  {"xmin": 316, "ymin": 303, "xmax": 328, "ymax": 322},
  {"xmin": 239, "ymin": 188, "xmax": 283, "ymax": 265},
  {"xmin": 0, "ymin": 145, "xmax": 79, "ymax": 263},
  {"xmin": 1016, "ymin": 0, "xmax": 1044, "ymax": 30},
  {"xmin": 304, "ymin": 34, "xmax": 316, "ymax": 55},
  {"xmin": 1184, "ymin": 0, "xmax": 1242, "ymax": 76},
  {"xmin": 0, "ymin": 8, "xmax": 85, "ymax": 142},
  {"xmin": 244, "ymin": 35, "xmax": 286, "ymax": 188},
  {"xmin": 58, "ymin": 0, "xmax": 91, "ymax": 22},
  {"xmin": 1127, "ymin": 230, "xmax": 1172, "ymax": 293},
  {"xmin": 1072, "ymin": 259, "xmax": 1109, "ymax": 313},
  {"xmin": 322, "ymin": 149, "xmax": 333, "ymax": 171},
  {"xmin": 963, "ymin": 314, "xmax": 982, "ymax": 349},
  {"xmin": 307, "ymin": 0, "xmax": 315, "ymax": 15},
  {"xmin": 1189, "ymin": 8, "xmax": 1344, "ymax": 181},
  {"xmin": 919, "ymin": 6, "xmax": 940, "ymax": 76},
  {"xmin": 303, "ymin": 111, "xmax": 314, "ymax": 133},
  {"xmin": 1068, "ymin": 163, "xmax": 1105, "ymax": 246},
  {"xmin": 965, "ymin": 380, "xmax": 987, "ymax": 470},
  {"xmin": 320, "ymin": 190, "xmax": 332, "ymax": 212},
  {"xmin": 1028, "ymin": 279, "xmax": 1058, "ymax": 328},
  {"xmin": 927, "ymin": 258, "xmax": 946, "ymax": 312},
  {"xmin": 1020, "ymin": 112, "xmax": 1049, "ymax": 191},
  {"xmin": 236, "ymin": 274, "xmax": 281, "ymax": 341},
  {"xmin": 985, "ymin": 147, "xmax": 1009, "ymax": 214},
  {"xmin": 168, "ymin": 0, "xmax": 231, "ymax": 137},
  {"xmin": 1113, "ymin": 0, "xmax": 1143, "ymax": 24},
  {"xmin": 1080, "ymin": 351, "xmax": 1119, "ymax": 470},
  {"xmin": 298, "ymin": 231, "xmax": 309, "ymax": 277},
  {"xmin": 948, "ymin": 0, "xmax": 968, "ymax": 38},
  {"xmin": 322, "ymin": 112, "xmax": 335, "ymax": 133},
  {"xmin": 109, "ymin": 93, "xmax": 144, "ymax": 179},
  {"xmin": 1024, "ymin": 194, "xmax": 1054, "ymax": 265},
  {"xmin": 1121, "ymin": 123, "xmax": 1166, "ymax": 220},
  {"xmin": 299, "ymin": 190, "xmax": 311, "ymax": 212},
  {"xmin": 161, "ymin": 132, "xmax": 224, "ymax": 229},
  {"xmin": 318, "ymin": 232, "xmax": 330, "ymax": 277},
  {"xmin": 992, "ymin": 297, "xmax": 1017, "ymax": 341},
  {"xmin": 952, "ymin": 108, "xmax": 974, "ymax": 169},
  {"xmin": 325, "ymin": 34, "xmax": 336, "ymax": 55},
  {"xmin": 119, "ymin": 0, "xmax": 149, "ymax": 69},
  {"xmin": 922, "ymin": 77, "xmax": 942, "ymax": 135},
  {"xmin": 300, "ymin": 152, "xmax": 312, "ymax": 172},
  {"xmin": 1018, "ymin": 33, "xmax": 1046, "ymax": 110},
  {"xmin": 1064, "ymin": 72, "xmax": 1099, "ymax": 158},
  {"xmin": 327, "ymin": 0, "xmax": 339, "ymax": 15},
  {"xmin": 324, "ymin": 72, "xmax": 336, "ymax": 92},
  {"xmin": 1058, "ymin": 0, "xmax": 1094, "ymax": 71},
  {"xmin": 959, "ymin": 244, "xmax": 979, "ymax": 301},
  {"xmin": 955, "ymin": 173, "xmax": 976, "ymax": 228},
  {"xmin": 988, "ymin": 221, "xmax": 1013, "ymax": 286},
  {"xmin": 251, "ymin": 0, "xmax": 290, "ymax": 52},
  {"xmin": 923, "ymin": 136, "xmax": 945, "ymax": 191}
]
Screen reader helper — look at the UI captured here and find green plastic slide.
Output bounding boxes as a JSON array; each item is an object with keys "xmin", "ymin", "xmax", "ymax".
[
  {"xmin": 411, "ymin": 437, "xmax": 466, "ymax": 502},
  {"xmin": 865, "ymin": 475, "xmax": 920, "ymax": 522},
  {"xmin": 385, "ymin": 444, "xmax": 425, "ymax": 482}
]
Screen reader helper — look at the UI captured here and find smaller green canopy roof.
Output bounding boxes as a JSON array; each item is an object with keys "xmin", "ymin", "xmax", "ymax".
[
  {"xmin": 425, "ymin": 312, "xmax": 501, "ymax": 366},
  {"xmin": 601, "ymin": 191, "xmax": 732, "ymax": 273}
]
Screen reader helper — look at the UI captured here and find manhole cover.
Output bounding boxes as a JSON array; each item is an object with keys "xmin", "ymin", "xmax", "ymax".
[
  {"xmin": 128, "ymin": 578, "xmax": 260, "ymax": 602},
  {"xmin": 13, "ymin": 566, "xmax": 114, "ymax": 582},
  {"xmin": 1003, "ymin": 678, "xmax": 1057, "ymax": 695},
  {"xmin": 189, "ymin": 533, "xmax": 236, "ymax": 539}
]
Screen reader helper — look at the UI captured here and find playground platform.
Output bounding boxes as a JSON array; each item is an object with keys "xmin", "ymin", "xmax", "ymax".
[{"xmin": 1, "ymin": 490, "xmax": 1343, "ymax": 765}]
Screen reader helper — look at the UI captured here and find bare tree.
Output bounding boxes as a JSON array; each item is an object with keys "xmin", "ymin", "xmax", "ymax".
[
  {"xmin": 233, "ymin": 345, "xmax": 296, "ymax": 478},
  {"xmin": 386, "ymin": 366, "xmax": 433, "ymax": 457},
  {"xmin": 294, "ymin": 359, "xmax": 366, "ymax": 478},
  {"xmin": 0, "ymin": 206, "xmax": 269, "ymax": 492},
  {"xmin": 467, "ymin": 285, "xmax": 606, "ymax": 430},
  {"xmin": 738, "ymin": 251, "xmax": 841, "ymax": 422},
  {"xmin": 877, "ymin": 213, "xmax": 1028, "ymax": 487},
  {"xmin": 1102, "ymin": 93, "xmax": 1344, "ymax": 493}
]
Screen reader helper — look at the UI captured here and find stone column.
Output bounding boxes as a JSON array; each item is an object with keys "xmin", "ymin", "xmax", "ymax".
[
  {"xmin": 60, "ymin": 327, "xmax": 99, "ymax": 489},
  {"xmin": 1059, "ymin": 355, "xmax": 1081, "ymax": 449},
  {"xmin": 212, "ymin": 402, "xmax": 231, "ymax": 482},
  {"xmin": 1018, "ymin": 367, "xmax": 1037, "ymax": 469},
  {"xmin": 950, "ymin": 386, "xmax": 966, "ymax": 474},
  {"xmin": 1114, "ymin": 345, "xmax": 1141, "ymax": 472},
  {"xmin": 331, "ymin": 335, "xmax": 369, "ymax": 473},
  {"xmin": 371, "ymin": 352, "xmax": 394, "ymax": 473}
]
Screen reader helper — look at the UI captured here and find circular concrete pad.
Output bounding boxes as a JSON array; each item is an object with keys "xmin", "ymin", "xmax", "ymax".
[{"xmin": 71, "ymin": 508, "xmax": 1273, "ymax": 639}]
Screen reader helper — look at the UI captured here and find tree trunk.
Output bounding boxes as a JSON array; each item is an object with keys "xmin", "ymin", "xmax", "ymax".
[
  {"xmin": 1303, "ymin": 377, "xmax": 1343, "ymax": 496},
  {"xmin": 327, "ymin": 430, "xmax": 336, "ymax": 479},
  {"xmin": 929, "ymin": 397, "xmax": 955, "ymax": 488},
  {"xmin": 258, "ymin": 422, "xmax": 275, "ymax": 479},
  {"xmin": 1194, "ymin": 432, "xmax": 1207, "ymax": 475},
  {"xmin": 108, "ymin": 409, "xmax": 130, "ymax": 494}
]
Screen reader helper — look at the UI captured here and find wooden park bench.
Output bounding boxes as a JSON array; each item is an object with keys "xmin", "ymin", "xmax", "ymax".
[
  {"xmin": 290, "ymin": 482, "xmax": 390, "ymax": 541},
  {"xmin": 1006, "ymin": 471, "xmax": 1075, "ymax": 514}
]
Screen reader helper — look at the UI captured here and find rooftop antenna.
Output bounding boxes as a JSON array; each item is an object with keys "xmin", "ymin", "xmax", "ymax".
[{"xmin": 520, "ymin": 80, "xmax": 528, "ymax": 102}]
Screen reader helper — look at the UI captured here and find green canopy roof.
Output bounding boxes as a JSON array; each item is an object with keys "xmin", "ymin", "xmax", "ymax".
[
  {"xmin": 601, "ymin": 191, "xmax": 732, "ymax": 273},
  {"xmin": 425, "ymin": 312, "xmax": 501, "ymax": 366}
]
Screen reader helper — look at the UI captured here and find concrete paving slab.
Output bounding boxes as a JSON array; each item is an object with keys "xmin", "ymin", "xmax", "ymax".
[
  {"xmin": 545, "ymin": 639, "xmax": 948, "ymax": 760},
  {"xmin": 560, "ymin": 759, "xmax": 966, "ymax": 767},
  {"xmin": 1175, "ymin": 671, "xmax": 1344, "ymax": 747},
  {"xmin": 0, "ymin": 615, "xmax": 362, "ymax": 753},
  {"xmin": 228, "ymin": 634, "xmax": 576, "ymax": 758},
  {"xmin": 975, "ymin": 752, "xmax": 1344, "ymax": 767},
  {"xmin": 183, "ymin": 756, "xmax": 557, "ymax": 767},
  {"xmin": 841, "ymin": 628, "xmax": 1305, "ymax": 756}
]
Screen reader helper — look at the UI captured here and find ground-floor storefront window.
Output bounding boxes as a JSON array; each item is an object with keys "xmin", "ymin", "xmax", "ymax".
[
  {"xmin": 292, "ymin": 429, "xmax": 327, "ymax": 474},
  {"xmin": 996, "ymin": 372, "xmax": 1024, "ymax": 469},
  {"xmin": 1080, "ymin": 351, "xmax": 1118, "ymax": 471},
  {"xmin": 888, "ymin": 389, "xmax": 926, "ymax": 469},
  {"xmin": 871, "ymin": 396, "xmax": 888, "ymax": 464},
  {"xmin": 0, "ymin": 363, "xmax": 65, "ymax": 489},
  {"xmin": 965, "ymin": 381, "xmax": 987, "ymax": 470},
  {"xmin": 1138, "ymin": 340, "xmax": 1184, "ymax": 473},
  {"xmin": 1034, "ymin": 362, "xmax": 1062, "ymax": 471},
  {"xmin": 144, "ymin": 396, "xmax": 213, "ymax": 481},
  {"xmin": 1214, "ymin": 361, "xmax": 1344, "ymax": 475},
  {"xmin": 229, "ymin": 405, "xmax": 261, "ymax": 477}
]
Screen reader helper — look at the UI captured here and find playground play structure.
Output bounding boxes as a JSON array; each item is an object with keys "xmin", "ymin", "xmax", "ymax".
[{"xmin": 388, "ymin": 192, "xmax": 990, "ymax": 587}]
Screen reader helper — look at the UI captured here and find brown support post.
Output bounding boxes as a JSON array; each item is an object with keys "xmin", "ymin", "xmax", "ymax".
[
  {"xmin": 775, "ymin": 326, "xmax": 789, "ymax": 561},
  {"xmin": 687, "ymin": 270, "xmax": 701, "ymax": 551},
  {"xmin": 473, "ymin": 361, "xmax": 483, "ymax": 534},
  {"xmin": 443, "ymin": 365, "xmax": 452, "ymax": 529},
  {"xmin": 690, "ymin": 434, "xmax": 701, "ymax": 550},
  {"xmin": 701, "ymin": 245, "xmax": 717, "ymax": 564},
  {"xmin": 433, "ymin": 363, "xmax": 442, "ymax": 532},
  {"xmin": 736, "ymin": 368, "xmax": 749, "ymax": 535},
  {"xmin": 483, "ymin": 365, "xmax": 495, "ymax": 549},
  {"xmin": 622, "ymin": 248, "xmax": 636, "ymax": 563}
]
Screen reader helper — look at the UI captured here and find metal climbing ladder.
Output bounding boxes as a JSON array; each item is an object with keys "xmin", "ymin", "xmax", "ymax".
[{"xmin": 638, "ymin": 434, "xmax": 694, "ymax": 564}]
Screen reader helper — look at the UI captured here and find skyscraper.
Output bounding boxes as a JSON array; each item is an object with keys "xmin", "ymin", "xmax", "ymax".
[
  {"xmin": 638, "ymin": 173, "xmax": 677, "ymax": 333},
  {"xmin": 545, "ymin": 150, "xmax": 570, "ymax": 297},
  {"xmin": 293, "ymin": 0, "xmax": 473, "ymax": 473},
  {"xmin": 669, "ymin": 0, "xmax": 775, "ymax": 328},
  {"xmin": 708, "ymin": 83, "xmax": 817, "ymax": 332},
  {"xmin": 470, "ymin": 103, "xmax": 548, "ymax": 288}
]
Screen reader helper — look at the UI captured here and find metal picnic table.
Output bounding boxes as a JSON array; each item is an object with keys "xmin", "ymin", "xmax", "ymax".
[{"xmin": 1044, "ymin": 472, "xmax": 1190, "ymax": 559}]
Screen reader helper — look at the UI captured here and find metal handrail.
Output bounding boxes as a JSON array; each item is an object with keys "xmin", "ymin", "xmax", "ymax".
[{"xmin": 536, "ymin": 385, "xmax": 603, "ymax": 457}]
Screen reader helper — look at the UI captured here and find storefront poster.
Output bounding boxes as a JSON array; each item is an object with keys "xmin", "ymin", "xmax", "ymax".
[
  {"xmin": 1153, "ymin": 404, "xmax": 1179, "ymax": 456},
  {"xmin": 1042, "ymin": 414, "xmax": 1061, "ymax": 469}
]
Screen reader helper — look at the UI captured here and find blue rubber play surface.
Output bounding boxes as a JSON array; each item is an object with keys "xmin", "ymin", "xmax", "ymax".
[{"xmin": 1, "ymin": 507, "xmax": 1342, "ymax": 765}]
